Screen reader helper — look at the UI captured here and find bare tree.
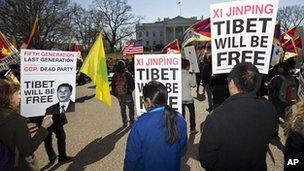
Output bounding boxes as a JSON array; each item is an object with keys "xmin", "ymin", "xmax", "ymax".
[
  {"xmin": 277, "ymin": 5, "xmax": 304, "ymax": 31},
  {"xmin": 0, "ymin": 0, "xmax": 73, "ymax": 49},
  {"xmin": 92, "ymin": 0, "xmax": 141, "ymax": 52},
  {"xmin": 70, "ymin": 4, "xmax": 100, "ymax": 54}
]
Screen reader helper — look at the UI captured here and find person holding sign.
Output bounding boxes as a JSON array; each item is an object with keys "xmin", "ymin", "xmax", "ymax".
[
  {"xmin": 199, "ymin": 63, "xmax": 276, "ymax": 170},
  {"xmin": 124, "ymin": 81, "xmax": 187, "ymax": 171},
  {"xmin": 181, "ymin": 59, "xmax": 197, "ymax": 133},
  {"xmin": 0, "ymin": 80, "xmax": 53, "ymax": 170},
  {"xmin": 41, "ymin": 83, "xmax": 74, "ymax": 165}
]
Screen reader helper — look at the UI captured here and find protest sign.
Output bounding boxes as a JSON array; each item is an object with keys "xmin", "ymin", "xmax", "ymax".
[
  {"xmin": 20, "ymin": 49, "xmax": 77, "ymax": 117},
  {"xmin": 210, "ymin": 0, "xmax": 278, "ymax": 74},
  {"xmin": 134, "ymin": 54, "xmax": 182, "ymax": 116},
  {"xmin": 298, "ymin": 71, "xmax": 304, "ymax": 101},
  {"xmin": 184, "ymin": 46, "xmax": 200, "ymax": 73}
]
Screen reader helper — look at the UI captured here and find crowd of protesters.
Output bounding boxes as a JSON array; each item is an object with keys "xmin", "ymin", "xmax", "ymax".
[{"xmin": 1, "ymin": 51, "xmax": 304, "ymax": 171}]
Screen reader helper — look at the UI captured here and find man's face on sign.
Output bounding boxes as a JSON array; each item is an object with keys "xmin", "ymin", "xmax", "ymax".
[{"xmin": 57, "ymin": 86, "xmax": 72, "ymax": 102}]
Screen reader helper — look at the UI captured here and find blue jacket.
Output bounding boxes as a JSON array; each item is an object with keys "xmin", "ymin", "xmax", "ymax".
[{"xmin": 124, "ymin": 106, "xmax": 187, "ymax": 171}]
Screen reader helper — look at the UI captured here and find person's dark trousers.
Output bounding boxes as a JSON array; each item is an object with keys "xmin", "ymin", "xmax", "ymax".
[
  {"xmin": 272, "ymin": 105, "xmax": 287, "ymax": 138},
  {"xmin": 77, "ymin": 73, "xmax": 86, "ymax": 85},
  {"xmin": 118, "ymin": 94, "xmax": 135, "ymax": 124},
  {"xmin": 44, "ymin": 124, "xmax": 67, "ymax": 161},
  {"xmin": 203, "ymin": 83, "xmax": 213, "ymax": 109},
  {"xmin": 182, "ymin": 102, "xmax": 196, "ymax": 130}
]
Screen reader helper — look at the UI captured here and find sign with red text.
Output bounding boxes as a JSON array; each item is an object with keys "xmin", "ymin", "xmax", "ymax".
[
  {"xmin": 20, "ymin": 49, "xmax": 77, "ymax": 117},
  {"xmin": 210, "ymin": 0, "xmax": 278, "ymax": 74},
  {"xmin": 135, "ymin": 54, "xmax": 182, "ymax": 116}
]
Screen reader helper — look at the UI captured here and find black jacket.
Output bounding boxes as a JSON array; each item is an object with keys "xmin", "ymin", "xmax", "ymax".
[
  {"xmin": 111, "ymin": 70, "xmax": 135, "ymax": 96},
  {"xmin": 0, "ymin": 108, "xmax": 48, "ymax": 171},
  {"xmin": 211, "ymin": 74, "xmax": 230, "ymax": 107},
  {"xmin": 199, "ymin": 93, "xmax": 277, "ymax": 171},
  {"xmin": 202, "ymin": 61, "xmax": 212, "ymax": 84},
  {"xmin": 268, "ymin": 72, "xmax": 294, "ymax": 118},
  {"xmin": 45, "ymin": 100, "xmax": 75, "ymax": 126},
  {"xmin": 285, "ymin": 131, "xmax": 304, "ymax": 171},
  {"xmin": 34, "ymin": 101, "xmax": 75, "ymax": 129}
]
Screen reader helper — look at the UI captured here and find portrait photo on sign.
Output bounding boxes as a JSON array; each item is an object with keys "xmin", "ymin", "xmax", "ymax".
[{"xmin": 45, "ymin": 83, "xmax": 75, "ymax": 115}]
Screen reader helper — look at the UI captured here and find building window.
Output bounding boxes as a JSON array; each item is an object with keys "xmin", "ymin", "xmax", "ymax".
[
  {"xmin": 138, "ymin": 32, "xmax": 142, "ymax": 37},
  {"xmin": 146, "ymin": 31, "xmax": 149, "ymax": 37},
  {"xmin": 153, "ymin": 31, "xmax": 156, "ymax": 37},
  {"xmin": 160, "ymin": 31, "xmax": 163, "ymax": 37},
  {"xmin": 146, "ymin": 41, "xmax": 149, "ymax": 46}
]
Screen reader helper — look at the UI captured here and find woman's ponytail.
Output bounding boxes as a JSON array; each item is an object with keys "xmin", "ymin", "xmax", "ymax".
[
  {"xmin": 164, "ymin": 105, "xmax": 178, "ymax": 145},
  {"xmin": 143, "ymin": 81, "xmax": 179, "ymax": 145}
]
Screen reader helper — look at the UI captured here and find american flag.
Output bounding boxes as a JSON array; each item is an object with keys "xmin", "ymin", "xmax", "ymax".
[{"xmin": 122, "ymin": 40, "xmax": 143, "ymax": 56}]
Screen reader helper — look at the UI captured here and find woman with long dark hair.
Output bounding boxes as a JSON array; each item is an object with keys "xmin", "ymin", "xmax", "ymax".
[
  {"xmin": 124, "ymin": 81, "xmax": 187, "ymax": 171},
  {"xmin": 284, "ymin": 101, "xmax": 304, "ymax": 171},
  {"xmin": 0, "ymin": 80, "xmax": 53, "ymax": 170}
]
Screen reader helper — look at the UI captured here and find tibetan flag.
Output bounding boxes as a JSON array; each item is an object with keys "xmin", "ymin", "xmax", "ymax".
[
  {"xmin": 80, "ymin": 33, "xmax": 112, "ymax": 106},
  {"xmin": 282, "ymin": 39, "xmax": 298, "ymax": 60},
  {"xmin": 0, "ymin": 32, "xmax": 20, "ymax": 70},
  {"xmin": 294, "ymin": 36, "xmax": 302, "ymax": 49},
  {"xmin": 273, "ymin": 22, "xmax": 282, "ymax": 44},
  {"xmin": 0, "ymin": 38, "xmax": 11, "ymax": 60},
  {"xmin": 282, "ymin": 26, "xmax": 296, "ymax": 41},
  {"xmin": 162, "ymin": 39, "xmax": 180, "ymax": 54},
  {"xmin": 271, "ymin": 22, "xmax": 283, "ymax": 66},
  {"xmin": 182, "ymin": 18, "xmax": 211, "ymax": 47},
  {"xmin": 0, "ymin": 32, "xmax": 18, "ymax": 60},
  {"xmin": 197, "ymin": 41, "xmax": 211, "ymax": 51}
]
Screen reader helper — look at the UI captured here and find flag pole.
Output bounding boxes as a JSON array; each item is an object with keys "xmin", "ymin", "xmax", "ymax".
[{"xmin": 178, "ymin": 1, "xmax": 181, "ymax": 16}]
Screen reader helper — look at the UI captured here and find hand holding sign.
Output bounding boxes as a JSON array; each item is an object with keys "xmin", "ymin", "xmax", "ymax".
[{"xmin": 41, "ymin": 115, "xmax": 53, "ymax": 129}]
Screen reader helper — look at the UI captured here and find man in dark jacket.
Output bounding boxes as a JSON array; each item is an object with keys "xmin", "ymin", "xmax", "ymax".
[
  {"xmin": 268, "ymin": 63, "xmax": 296, "ymax": 140},
  {"xmin": 199, "ymin": 63, "xmax": 277, "ymax": 170},
  {"xmin": 210, "ymin": 74, "xmax": 230, "ymax": 109},
  {"xmin": 111, "ymin": 60, "xmax": 135, "ymax": 126},
  {"xmin": 201, "ymin": 57, "xmax": 213, "ymax": 111}
]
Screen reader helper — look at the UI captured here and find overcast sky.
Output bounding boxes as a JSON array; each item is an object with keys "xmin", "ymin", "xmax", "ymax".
[{"xmin": 73, "ymin": 0, "xmax": 304, "ymax": 22}]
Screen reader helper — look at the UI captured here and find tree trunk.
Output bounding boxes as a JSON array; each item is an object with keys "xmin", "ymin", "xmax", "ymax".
[{"xmin": 110, "ymin": 43, "xmax": 115, "ymax": 53}]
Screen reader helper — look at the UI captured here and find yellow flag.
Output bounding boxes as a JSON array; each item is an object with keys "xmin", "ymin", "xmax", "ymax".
[
  {"xmin": 80, "ymin": 33, "xmax": 112, "ymax": 106},
  {"xmin": 29, "ymin": 16, "xmax": 38, "ymax": 44}
]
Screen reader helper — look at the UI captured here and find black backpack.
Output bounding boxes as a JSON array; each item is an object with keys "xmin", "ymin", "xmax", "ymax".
[
  {"xmin": 0, "ymin": 114, "xmax": 17, "ymax": 171},
  {"xmin": 278, "ymin": 75, "xmax": 298, "ymax": 105},
  {"xmin": 114, "ymin": 73, "xmax": 128, "ymax": 96}
]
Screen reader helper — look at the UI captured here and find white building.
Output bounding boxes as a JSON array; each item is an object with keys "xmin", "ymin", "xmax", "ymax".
[{"xmin": 136, "ymin": 16, "xmax": 200, "ymax": 50}]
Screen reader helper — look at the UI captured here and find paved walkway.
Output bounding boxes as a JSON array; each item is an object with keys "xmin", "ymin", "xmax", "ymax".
[{"xmin": 33, "ymin": 83, "xmax": 285, "ymax": 171}]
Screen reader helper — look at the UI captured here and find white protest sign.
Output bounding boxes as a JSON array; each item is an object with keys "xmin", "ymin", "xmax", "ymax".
[
  {"xmin": 298, "ymin": 71, "xmax": 304, "ymax": 101},
  {"xmin": 20, "ymin": 49, "xmax": 77, "ymax": 117},
  {"xmin": 210, "ymin": 0, "xmax": 278, "ymax": 74},
  {"xmin": 184, "ymin": 46, "xmax": 200, "ymax": 73},
  {"xmin": 135, "ymin": 54, "xmax": 182, "ymax": 116}
]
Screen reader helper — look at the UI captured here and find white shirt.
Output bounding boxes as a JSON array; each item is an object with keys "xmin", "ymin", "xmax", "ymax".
[
  {"xmin": 59, "ymin": 100, "xmax": 71, "ymax": 113},
  {"xmin": 182, "ymin": 70, "xmax": 196, "ymax": 103}
]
